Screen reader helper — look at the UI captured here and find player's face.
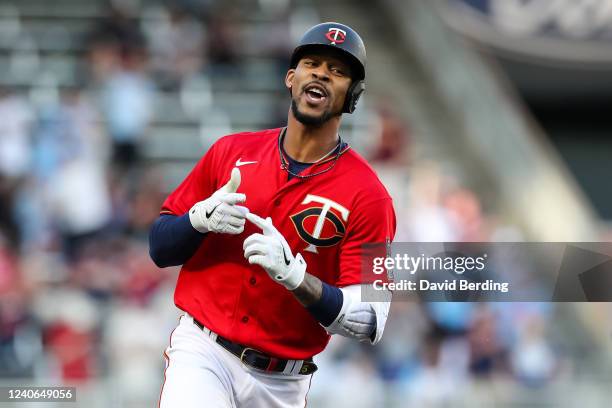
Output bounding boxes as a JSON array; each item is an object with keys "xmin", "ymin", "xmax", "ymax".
[{"xmin": 286, "ymin": 52, "xmax": 353, "ymax": 127}]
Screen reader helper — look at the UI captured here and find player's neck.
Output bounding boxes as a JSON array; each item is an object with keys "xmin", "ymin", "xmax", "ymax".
[{"xmin": 285, "ymin": 114, "xmax": 341, "ymax": 163}]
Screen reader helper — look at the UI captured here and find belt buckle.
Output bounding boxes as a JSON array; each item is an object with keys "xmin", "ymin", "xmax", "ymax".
[{"xmin": 239, "ymin": 347, "xmax": 257, "ymax": 364}]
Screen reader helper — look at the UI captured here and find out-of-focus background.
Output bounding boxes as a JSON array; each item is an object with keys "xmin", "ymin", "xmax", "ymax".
[{"xmin": 0, "ymin": 0, "xmax": 611, "ymax": 406}]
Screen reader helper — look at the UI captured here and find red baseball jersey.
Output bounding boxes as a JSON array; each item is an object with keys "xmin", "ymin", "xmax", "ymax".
[{"xmin": 161, "ymin": 128, "xmax": 396, "ymax": 359}]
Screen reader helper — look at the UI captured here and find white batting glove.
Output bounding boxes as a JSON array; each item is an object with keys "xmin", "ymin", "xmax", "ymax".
[
  {"xmin": 189, "ymin": 167, "xmax": 249, "ymax": 234},
  {"xmin": 340, "ymin": 302, "xmax": 376, "ymax": 340},
  {"xmin": 243, "ymin": 213, "xmax": 306, "ymax": 290}
]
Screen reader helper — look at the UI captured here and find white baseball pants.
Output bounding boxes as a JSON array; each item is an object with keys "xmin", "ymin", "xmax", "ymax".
[{"xmin": 159, "ymin": 314, "xmax": 313, "ymax": 408}]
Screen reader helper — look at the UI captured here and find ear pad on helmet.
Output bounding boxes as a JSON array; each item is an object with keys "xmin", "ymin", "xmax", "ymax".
[{"xmin": 343, "ymin": 80, "xmax": 365, "ymax": 114}]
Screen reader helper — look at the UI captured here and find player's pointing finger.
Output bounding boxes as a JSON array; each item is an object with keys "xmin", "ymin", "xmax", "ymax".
[{"xmin": 246, "ymin": 212, "xmax": 267, "ymax": 229}]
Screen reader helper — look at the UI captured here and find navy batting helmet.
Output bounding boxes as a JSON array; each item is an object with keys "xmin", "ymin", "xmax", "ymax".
[{"xmin": 290, "ymin": 22, "xmax": 366, "ymax": 114}]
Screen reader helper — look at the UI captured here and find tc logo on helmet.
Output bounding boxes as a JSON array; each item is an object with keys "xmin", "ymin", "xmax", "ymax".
[{"xmin": 325, "ymin": 28, "xmax": 346, "ymax": 45}]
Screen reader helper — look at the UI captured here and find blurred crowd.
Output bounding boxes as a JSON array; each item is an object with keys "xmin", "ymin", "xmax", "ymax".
[
  {"xmin": 0, "ymin": 1, "xmax": 582, "ymax": 407},
  {"xmin": 341, "ymin": 127, "xmax": 564, "ymax": 407},
  {"xmin": 0, "ymin": 1, "xmax": 188, "ymax": 402}
]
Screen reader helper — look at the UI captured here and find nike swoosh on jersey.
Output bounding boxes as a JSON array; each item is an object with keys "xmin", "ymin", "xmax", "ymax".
[
  {"xmin": 206, "ymin": 203, "xmax": 221, "ymax": 219},
  {"xmin": 235, "ymin": 158, "xmax": 258, "ymax": 167}
]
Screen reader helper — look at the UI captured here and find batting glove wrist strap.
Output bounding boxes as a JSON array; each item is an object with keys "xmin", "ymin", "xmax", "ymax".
[
  {"xmin": 189, "ymin": 201, "xmax": 212, "ymax": 233},
  {"xmin": 283, "ymin": 253, "xmax": 306, "ymax": 290}
]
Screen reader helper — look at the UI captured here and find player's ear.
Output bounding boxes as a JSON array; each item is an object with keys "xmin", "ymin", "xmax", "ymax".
[{"xmin": 285, "ymin": 69, "xmax": 295, "ymax": 92}]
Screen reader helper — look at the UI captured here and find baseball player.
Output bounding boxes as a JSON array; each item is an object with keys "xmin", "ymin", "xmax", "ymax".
[{"xmin": 149, "ymin": 22, "xmax": 396, "ymax": 407}]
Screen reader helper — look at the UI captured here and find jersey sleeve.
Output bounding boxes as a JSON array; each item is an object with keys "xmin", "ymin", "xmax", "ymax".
[
  {"xmin": 160, "ymin": 142, "xmax": 222, "ymax": 216},
  {"xmin": 337, "ymin": 197, "xmax": 396, "ymax": 287}
]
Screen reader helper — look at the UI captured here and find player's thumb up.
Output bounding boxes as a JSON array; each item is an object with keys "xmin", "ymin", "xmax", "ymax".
[
  {"xmin": 216, "ymin": 167, "xmax": 246, "ymax": 205},
  {"xmin": 219, "ymin": 167, "xmax": 241, "ymax": 193}
]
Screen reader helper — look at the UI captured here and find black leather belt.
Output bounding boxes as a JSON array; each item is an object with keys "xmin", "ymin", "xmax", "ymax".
[{"xmin": 192, "ymin": 318, "xmax": 317, "ymax": 375}]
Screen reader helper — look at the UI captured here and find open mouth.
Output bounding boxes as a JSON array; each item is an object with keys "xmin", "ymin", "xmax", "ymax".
[{"xmin": 303, "ymin": 83, "xmax": 328, "ymax": 105}]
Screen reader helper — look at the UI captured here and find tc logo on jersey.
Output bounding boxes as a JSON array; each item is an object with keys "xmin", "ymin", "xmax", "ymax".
[
  {"xmin": 291, "ymin": 194, "xmax": 350, "ymax": 254},
  {"xmin": 325, "ymin": 28, "xmax": 346, "ymax": 45}
]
